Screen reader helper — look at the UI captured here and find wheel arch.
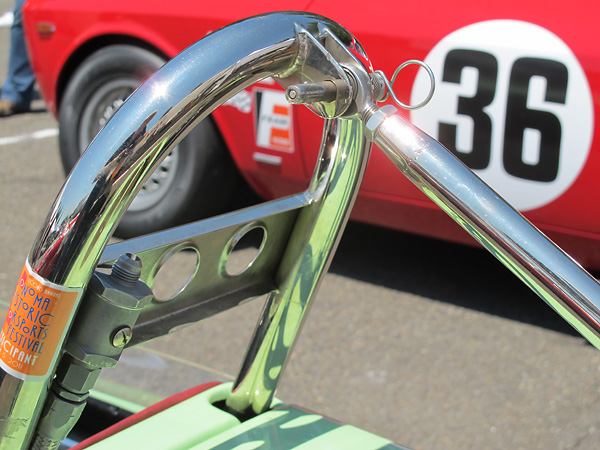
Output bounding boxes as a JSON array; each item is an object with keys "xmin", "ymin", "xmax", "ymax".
[{"xmin": 55, "ymin": 35, "xmax": 170, "ymax": 115}]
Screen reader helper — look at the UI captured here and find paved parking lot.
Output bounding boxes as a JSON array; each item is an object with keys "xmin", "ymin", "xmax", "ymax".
[{"xmin": 2, "ymin": 4, "xmax": 600, "ymax": 449}]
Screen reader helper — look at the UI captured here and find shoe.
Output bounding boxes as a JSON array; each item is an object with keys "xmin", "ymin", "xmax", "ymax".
[{"xmin": 0, "ymin": 99, "xmax": 29, "ymax": 117}]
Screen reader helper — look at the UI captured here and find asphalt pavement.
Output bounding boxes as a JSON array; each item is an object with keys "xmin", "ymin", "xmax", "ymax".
[{"xmin": 1, "ymin": 5, "xmax": 600, "ymax": 449}]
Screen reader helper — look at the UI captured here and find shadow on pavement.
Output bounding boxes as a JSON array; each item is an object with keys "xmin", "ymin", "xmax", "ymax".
[{"xmin": 331, "ymin": 221, "xmax": 579, "ymax": 337}]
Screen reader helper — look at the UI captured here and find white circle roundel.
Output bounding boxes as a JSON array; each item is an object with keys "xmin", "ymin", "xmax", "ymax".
[{"xmin": 410, "ymin": 20, "xmax": 593, "ymax": 211}]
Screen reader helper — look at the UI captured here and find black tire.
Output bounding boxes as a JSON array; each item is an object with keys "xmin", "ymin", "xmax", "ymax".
[{"xmin": 58, "ymin": 45, "xmax": 242, "ymax": 238}]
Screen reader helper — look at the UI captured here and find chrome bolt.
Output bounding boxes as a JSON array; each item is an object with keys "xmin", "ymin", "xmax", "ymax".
[
  {"xmin": 285, "ymin": 81, "xmax": 338, "ymax": 105},
  {"xmin": 287, "ymin": 88, "xmax": 298, "ymax": 100},
  {"xmin": 111, "ymin": 326, "xmax": 133, "ymax": 348}
]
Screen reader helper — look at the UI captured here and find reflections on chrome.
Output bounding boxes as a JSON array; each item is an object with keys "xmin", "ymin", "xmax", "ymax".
[
  {"xmin": 366, "ymin": 105, "xmax": 600, "ymax": 351},
  {"xmin": 3, "ymin": 10, "xmax": 600, "ymax": 450},
  {"xmin": 0, "ymin": 13, "xmax": 373, "ymax": 449}
]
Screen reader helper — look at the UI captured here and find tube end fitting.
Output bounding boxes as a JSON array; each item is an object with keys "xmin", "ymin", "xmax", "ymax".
[{"xmin": 364, "ymin": 104, "xmax": 398, "ymax": 142}]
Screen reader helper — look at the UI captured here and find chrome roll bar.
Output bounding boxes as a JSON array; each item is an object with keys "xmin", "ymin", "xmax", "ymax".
[
  {"xmin": 0, "ymin": 13, "xmax": 372, "ymax": 449},
  {"xmin": 363, "ymin": 106, "xmax": 600, "ymax": 348},
  {"xmin": 2, "ymin": 10, "xmax": 600, "ymax": 450}
]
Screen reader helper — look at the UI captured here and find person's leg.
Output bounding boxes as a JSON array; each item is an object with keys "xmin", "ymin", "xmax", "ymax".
[{"xmin": 0, "ymin": 0, "xmax": 35, "ymax": 115}]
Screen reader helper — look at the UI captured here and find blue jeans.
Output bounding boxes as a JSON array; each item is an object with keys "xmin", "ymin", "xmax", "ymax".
[{"xmin": 1, "ymin": 0, "xmax": 35, "ymax": 107}]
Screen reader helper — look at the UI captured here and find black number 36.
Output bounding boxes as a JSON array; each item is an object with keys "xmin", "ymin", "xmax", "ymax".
[{"xmin": 438, "ymin": 49, "xmax": 568, "ymax": 182}]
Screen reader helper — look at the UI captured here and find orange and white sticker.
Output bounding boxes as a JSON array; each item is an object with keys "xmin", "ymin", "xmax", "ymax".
[
  {"xmin": 0, "ymin": 261, "xmax": 80, "ymax": 380},
  {"xmin": 255, "ymin": 89, "xmax": 294, "ymax": 153}
]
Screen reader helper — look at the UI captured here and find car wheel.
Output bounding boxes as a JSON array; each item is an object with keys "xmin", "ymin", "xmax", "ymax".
[{"xmin": 58, "ymin": 45, "xmax": 242, "ymax": 238}]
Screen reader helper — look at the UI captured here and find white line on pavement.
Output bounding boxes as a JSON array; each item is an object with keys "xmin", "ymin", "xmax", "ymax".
[
  {"xmin": 0, "ymin": 128, "xmax": 58, "ymax": 146},
  {"xmin": 0, "ymin": 11, "xmax": 13, "ymax": 28}
]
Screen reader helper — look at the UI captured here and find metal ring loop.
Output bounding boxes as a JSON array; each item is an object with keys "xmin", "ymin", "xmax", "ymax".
[{"xmin": 377, "ymin": 59, "xmax": 435, "ymax": 110}]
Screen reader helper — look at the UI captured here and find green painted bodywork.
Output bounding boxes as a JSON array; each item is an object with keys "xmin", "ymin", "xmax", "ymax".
[{"xmin": 85, "ymin": 383, "xmax": 409, "ymax": 449}]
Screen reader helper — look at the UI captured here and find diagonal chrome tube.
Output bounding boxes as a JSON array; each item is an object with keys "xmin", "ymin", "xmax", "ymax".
[
  {"xmin": 366, "ymin": 105, "xmax": 600, "ymax": 349},
  {"xmin": 0, "ymin": 13, "xmax": 369, "ymax": 449}
]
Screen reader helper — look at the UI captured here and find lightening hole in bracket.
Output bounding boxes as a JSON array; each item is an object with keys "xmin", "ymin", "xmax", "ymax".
[
  {"xmin": 152, "ymin": 246, "xmax": 200, "ymax": 302},
  {"xmin": 224, "ymin": 225, "xmax": 266, "ymax": 277}
]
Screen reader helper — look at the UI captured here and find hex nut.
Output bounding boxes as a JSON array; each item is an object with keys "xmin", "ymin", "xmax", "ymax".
[
  {"xmin": 89, "ymin": 273, "xmax": 153, "ymax": 309},
  {"xmin": 63, "ymin": 271, "xmax": 152, "ymax": 367},
  {"xmin": 56, "ymin": 360, "xmax": 101, "ymax": 394},
  {"xmin": 364, "ymin": 104, "xmax": 397, "ymax": 142}
]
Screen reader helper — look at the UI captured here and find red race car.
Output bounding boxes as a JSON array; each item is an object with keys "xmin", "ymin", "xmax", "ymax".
[{"xmin": 22, "ymin": 0, "xmax": 600, "ymax": 269}]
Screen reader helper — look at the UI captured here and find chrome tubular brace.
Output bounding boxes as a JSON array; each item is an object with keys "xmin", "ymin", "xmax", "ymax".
[
  {"xmin": 2, "ymin": 10, "xmax": 600, "ymax": 450},
  {"xmin": 0, "ymin": 13, "xmax": 373, "ymax": 449}
]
